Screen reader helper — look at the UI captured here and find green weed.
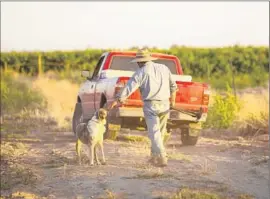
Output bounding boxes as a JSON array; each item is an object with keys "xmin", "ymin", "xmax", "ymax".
[{"xmin": 203, "ymin": 85, "xmax": 241, "ymax": 129}]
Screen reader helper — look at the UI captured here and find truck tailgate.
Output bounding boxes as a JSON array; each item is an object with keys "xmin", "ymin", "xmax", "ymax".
[
  {"xmin": 174, "ymin": 81, "xmax": 209, "ymax": 113},
  {"xmin": 119, "ymin": 79, "xmax": 209, "ymax": 114}
]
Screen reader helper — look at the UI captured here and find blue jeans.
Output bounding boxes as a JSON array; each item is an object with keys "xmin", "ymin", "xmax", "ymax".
[{"xmin": 143, "ymin": 101, "xmax": 170, "ymax": 157}]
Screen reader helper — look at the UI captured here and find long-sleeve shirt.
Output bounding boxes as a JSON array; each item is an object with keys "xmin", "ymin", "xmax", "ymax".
[{"xmin": 116, "ymin": 61, "xmax": 178, "ymax": 103}]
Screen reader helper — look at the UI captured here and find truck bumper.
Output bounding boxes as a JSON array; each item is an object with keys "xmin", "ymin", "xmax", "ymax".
[{"xmin": 115, "ymin": 107, "xmax": 207, "ymax": 122}]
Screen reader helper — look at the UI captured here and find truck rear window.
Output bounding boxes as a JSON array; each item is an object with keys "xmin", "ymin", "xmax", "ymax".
[{"xmin": 109, "ymin": 56, "xmax": 178, "ymax": 74}]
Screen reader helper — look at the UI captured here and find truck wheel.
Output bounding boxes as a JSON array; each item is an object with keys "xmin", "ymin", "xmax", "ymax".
[
  {"xmin": 72, "ymin": 103, "xmax": 83, "ymax": 134},
  {"xmin": 103, "ymin": 124, "xmax": 119, "ymax": 140},
  {"xmin": 101, "ymin": 102, "xmax": 121, "ymax": 140},
  {"xmin": 103, "ymin": 122, "xmax": 121, "ymax": 140},
  {"xmin": 180, "ymin": 128, "xmax": 199, "ymax": 146}
]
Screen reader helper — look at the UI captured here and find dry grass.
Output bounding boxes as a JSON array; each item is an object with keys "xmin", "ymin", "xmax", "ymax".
[
  {"xmin": 205, "ymin": 87, "xmax": 269, "ymax": 138},
  {"xmin": 2, "ymin": 112, "xmax": 59, "ymax": 134},
  {"xmin": 126, "ymin": 169, "xmax": 172, "ymax": 179},
  {"xmin": 3, "ymin": 132, "xmax": 25, "ymax": 139},
  {"xmin": 236, "ymin": 194, "xmax": 254, "ymax": 199},
  {"xmin": 1, "ymin": 71, "xmax": 78, "ymax": 133},
  {"xmin": 152, "ymin": 186, "xmax": 252, "ymax": 199},
  {"xmin": 209, "ymin": 87, "xmax": 269, "ymax": 118},
  {"xmin": 169, "ymin": 188, "xmax": 254, "ymax": 199},
  {"xmin": 1, "ymin": 142, "xmax": 28, "ymax": 158},
  {"xmin": 170, "ymin": 188, "xmax": 222, "ymax": 199},
  {"xmin": 103, "ymin": 190, "xmax": 117, "ymax": 199},
  {"xmin": 234, "ymin": 88, "xmax": 268, "ymax": 137},
  {"xmin": 117, "ymin": 134, "xmax": 150, "ymax": 144},
  {"xmin": 0, "ymin": 142, "xmax": 38, "ymax": 191},
  {"xmin": 42, "ymin": 150, "xmax": 76, "ymax": 168},
  {"xmin": 198, "ymin": 158, "xmax": 217, "ymax": 176},
  {"xmin": 98, "ymin": 189, "xmax": 128, "ymax": 199},
  {"xmin": 1, "ymin": 131, "xmax": 42, "ymax": 143},
  {"xmin": 210, "ymin": 87, "xmax": 268, "ymax": 120},
  {"xmin": 32, "ymin": 76, "xmax": 79, "ymax": 129},
  {"xmin": 236, "ymin": 89, "xmax": 268, "ymax": 121},
  {"xmin": 10, "ymin": 191, "xmax": 43, "ymax": 199},
  {"xmin": 3, "ymin": 164, "xmax": 37, "ymax": 187},
  {"xmin": 136, "ymin": 127, "xmax": 146, "ymax": 131},
  {"xmin": 167, "ymin": 152, "xmax": 192, "ymax": 162}
]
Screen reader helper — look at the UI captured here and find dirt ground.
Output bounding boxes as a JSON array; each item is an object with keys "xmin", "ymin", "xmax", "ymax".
[{"xmin": 1, "ymin": 130, "xmax": 269, "ymax": 199}]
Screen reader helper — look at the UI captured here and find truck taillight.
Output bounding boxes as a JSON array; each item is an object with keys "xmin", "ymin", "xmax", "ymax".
[
  {"xmin": 203, "ymin": 88, "xmax": 210, "ymax": 105},
  {"xmin": 114, "ymin": 83, "xmax": 124, "ymax": 96},
  {"xmin": 115, "ymin": 81, "xmax": 125, "ymax": 88},
  {"xmin": 114, "ymin": 77, "xmax": 129, "ymax": 97}
]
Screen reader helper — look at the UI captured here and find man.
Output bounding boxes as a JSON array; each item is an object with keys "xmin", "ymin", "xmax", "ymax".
[{"xmin": 109, "ymin": 49, "xmax": 178, "ymax": 167}]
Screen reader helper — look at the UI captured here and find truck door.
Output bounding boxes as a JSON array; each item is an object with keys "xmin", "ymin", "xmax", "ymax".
[{"xmin": 81, "ymin": 56, "xmax": 105, "ymax": 120}]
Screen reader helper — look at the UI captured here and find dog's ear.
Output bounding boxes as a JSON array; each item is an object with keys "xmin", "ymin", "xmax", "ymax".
[
  {"xmin": 99, "ymin": 109, "xmax": 107, "ymax": 115},
  {"xmin": 102, "ymin": 105, "xmax": 109, "ymax": 112}
]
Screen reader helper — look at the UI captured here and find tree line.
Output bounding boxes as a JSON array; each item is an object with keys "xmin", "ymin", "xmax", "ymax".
[{"xmin": 1, "ymin": 45, "xmax": 268, "ymax": 89}]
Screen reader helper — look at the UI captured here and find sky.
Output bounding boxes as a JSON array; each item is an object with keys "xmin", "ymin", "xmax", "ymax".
[{"xmin": 1, "ymin": 1, "xmax": 269, "ymax": 52}]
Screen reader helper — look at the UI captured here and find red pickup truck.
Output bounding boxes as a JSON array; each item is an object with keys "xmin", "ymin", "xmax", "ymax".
[{"xmin": 72, "ymin": 51, "xmax": 210, "ymax": 145}]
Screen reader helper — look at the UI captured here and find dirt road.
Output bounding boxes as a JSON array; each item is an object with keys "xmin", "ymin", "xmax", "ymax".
[{"xmin": 1, "ymin": 130, "xmax": 269, "ymax": 199}]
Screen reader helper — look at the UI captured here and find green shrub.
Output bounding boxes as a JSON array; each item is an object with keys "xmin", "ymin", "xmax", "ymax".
[
  {"xmin": 58, "ymin": 70, "xmax": 85, "ymax": 84},
  {"xmin": 0, "ymin": 70, "xmax": 47, "ymax": 116},
  {"xmin": 203, "ymin": 85, "xmax": 241, "ymax": 129}
]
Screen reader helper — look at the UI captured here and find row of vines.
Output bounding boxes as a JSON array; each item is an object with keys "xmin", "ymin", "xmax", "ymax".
[{"xmin": 1, "ymin": 45, "xmax": 268, "ymax": 89}]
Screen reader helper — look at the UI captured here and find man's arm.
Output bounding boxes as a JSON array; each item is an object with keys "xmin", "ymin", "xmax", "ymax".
[
  {"xmin": 169, "ymin": 70, "xmax": 178, "ymax": 107},
  {"xmin": 108, "ymin": 71, "xmax": 142, "ymax": 110},
  {"xmin": 116, "ymin": 72, "xmax": 142, "ymax": 103}
]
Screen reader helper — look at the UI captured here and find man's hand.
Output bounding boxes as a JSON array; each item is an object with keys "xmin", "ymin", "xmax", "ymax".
[{"xmin": 108, "ymin": 100, "xmax": 119, "ymax": 110}]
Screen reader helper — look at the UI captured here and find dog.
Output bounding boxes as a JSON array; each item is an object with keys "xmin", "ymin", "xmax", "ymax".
[{"xmin": 75, "ymin": 108, "xmax": 107, "ymax": 166}]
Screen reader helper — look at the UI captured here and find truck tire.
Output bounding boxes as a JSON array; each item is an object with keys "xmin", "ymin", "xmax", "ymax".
[
  {"xmin": 101, "ymin": 102, "xmax": 121, "ymax": 140},
  {"xmin": 104, "ymin": 123, "xmax": 119, "ymax": 140},
  {"xmin": 180, "ymin": 127, "xmax": 199, "ymax": 146},
  {"xmin": 72, "ymin": 103, "xmax": 83, "ymax": 134}
]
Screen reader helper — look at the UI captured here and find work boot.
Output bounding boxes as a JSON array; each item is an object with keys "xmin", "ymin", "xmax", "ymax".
[
  {"xmin": 148, "ymin": 155, "xmax": 158, "ymax": 165},
  {"xmin": 157, "ymin": 155, "xmax": 168, "ymax": 167}
]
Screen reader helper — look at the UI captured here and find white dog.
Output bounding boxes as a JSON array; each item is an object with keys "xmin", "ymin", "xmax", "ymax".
[{"xmin": 75, "ymin": 108, "xmax": 107, "ymax": 166}]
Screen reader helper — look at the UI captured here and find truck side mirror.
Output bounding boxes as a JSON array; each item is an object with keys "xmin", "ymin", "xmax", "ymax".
[
  {"xmin": 81, "ymin": 70, "xmax": 93, "ymax": 79},
  {"xmin": 81, "ymin": 70, "xmax": 90, "ymax": 77}
]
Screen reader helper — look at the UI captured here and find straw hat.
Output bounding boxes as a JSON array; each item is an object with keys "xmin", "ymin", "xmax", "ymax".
[{"xmin": 130, "ymin": 49, "xmax": 158, "ymax": 63}]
